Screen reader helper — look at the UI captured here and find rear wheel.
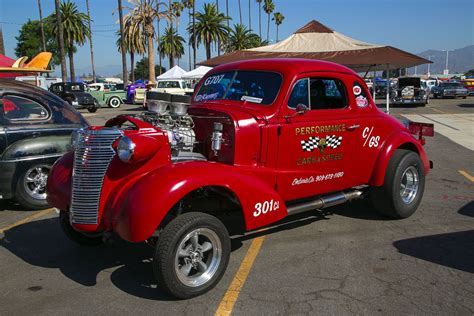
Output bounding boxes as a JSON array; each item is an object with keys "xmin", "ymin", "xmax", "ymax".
[
  {"xmin": 108, "ymin": 96, "xmax": 121, "ymax": 108},
  {"xmin": 153, "ymin": 212, "xmax": 230, "ymax": 299},
  {"xmin": 370, "ymin": 149, "xmax": 425, "ymax": 219}
]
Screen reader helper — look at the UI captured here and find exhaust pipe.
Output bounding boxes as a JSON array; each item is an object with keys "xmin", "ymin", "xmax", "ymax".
[{"xmin": 287, "ymin": 189, "xmax": 364, "ymax": 216}]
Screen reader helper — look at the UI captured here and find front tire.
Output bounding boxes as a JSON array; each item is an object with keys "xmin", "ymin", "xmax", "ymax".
[
  {"xmin": 108, "ymin": 96, "xmax": 121, "ymax": 108},
  {"xmin": 370, "ymin": 149, "xmax": 425, "ymax": 219},
  {"xmin": 153, "ymin": 212, "xmax": 230, "ymax": 299},
  {"xmin": 15, "ymin": 163, "xmax": 51, "ymax": 210},
  {"xmin": 59, "ymin": 212, "xmax": 103, "ymax": 246}
]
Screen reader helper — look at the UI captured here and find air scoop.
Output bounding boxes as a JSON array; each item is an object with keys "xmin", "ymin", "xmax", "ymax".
[{"xmin": 170, "ymin": 94, "xmax": 192, "ymax": 116}]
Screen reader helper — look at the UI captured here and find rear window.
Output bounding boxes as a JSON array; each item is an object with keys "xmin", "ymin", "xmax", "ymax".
[{"xmin": 195, "ymin": 71, "xmax": 282, "ymax": 105}]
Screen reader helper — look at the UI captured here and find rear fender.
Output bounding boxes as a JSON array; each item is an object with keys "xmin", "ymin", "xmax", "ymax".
[
  {"xmin": 369, "ymin": 131, "xmax": 429, "ymax": 187},
  {"xmin": 114, "ymin": 161, "xmax": 287, "ymax": 242}
]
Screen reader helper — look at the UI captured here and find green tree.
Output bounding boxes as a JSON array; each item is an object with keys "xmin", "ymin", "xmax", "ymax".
[
  {"xmin": 187, "ymin": 3, "xmax": 229, "ymax": 60},
  {"xmin": 263, "ymin": 0, "xmax": 274, "ymax": 42},
  {"xmin": 48, "ymin": 1, "xmax": 90, "ymax": 80},
  {"xmin": 15, "ymin": 19, "xmax": 61, "ymax": 67},
  {"xmin": 272, "ymin": 12, "xmax": 284, "ymax": 42},
  {"xmin": 116, "ymin": 14, "xmax": 146, "ymax": 82},
  {"xmin": 134, "ymin": 57, "xmax": 165, "ymax": 80},
  {"xmin": 464, "ymin": 69, "xmax": 474, "ymax": 76},
  {"xmin": 159, "ymin": 26, "xmax": 185, "ymax": 68},
  {"xmin": 223, "ymin": 24, "xmax": 262, "ymax": 53},
  {"xmin": 125, "ymin": 0, "xmax": 172, "ymax": 82}
]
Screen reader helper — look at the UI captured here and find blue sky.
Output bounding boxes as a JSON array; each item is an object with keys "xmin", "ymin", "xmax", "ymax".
[{"xmin": 1, "ymin": 0, "xmax": 473, "ymax": 75}]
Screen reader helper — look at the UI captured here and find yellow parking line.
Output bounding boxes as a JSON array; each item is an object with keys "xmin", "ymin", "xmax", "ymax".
[
  {"xmin": 0, "ymin": 208, "xmax": 55, "ymax": 234},
  {"xmin": 215, "ymin": 236, "xmax": 265, "ymax": 316},
  {"xmin": 458, "ymin": 170, "xmax": 474, "ymax": 182}
]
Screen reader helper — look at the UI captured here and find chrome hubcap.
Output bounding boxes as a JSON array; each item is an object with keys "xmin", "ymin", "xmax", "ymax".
[
  {"xmin": 175, "ymin": 228, "xmax": 222, "ymax": 287},
  {"xmin": 24, "ymin": 166, "xmax": 50, "ymax": 200},
  {"xmin": 400, "ymin": 166, "xmax": 419, "ymax": 204}
]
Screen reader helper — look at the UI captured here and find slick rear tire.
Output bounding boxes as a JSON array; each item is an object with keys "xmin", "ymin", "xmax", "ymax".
[
  {"xmin": 370, "ymin": 149, "xmax": 425, "ymax": 219},
  {"xmin": 59, "ymin": 212, "xmax": 103, "ymax": 246},
  {"xmin": 108, "ymin": 96, "xmax": 121, "ymax": 108},
  {"xmin": 153, "ymin": 212, "xmax": 230, "ymax": 299}
]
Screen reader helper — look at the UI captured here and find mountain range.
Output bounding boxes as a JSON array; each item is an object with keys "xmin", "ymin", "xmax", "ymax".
[{"xmin": 414, "ymin": 45, "xmax": 473, "ymax": 75}]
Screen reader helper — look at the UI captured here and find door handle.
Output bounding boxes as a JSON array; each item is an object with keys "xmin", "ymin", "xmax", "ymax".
[{"xmin": 346, "ymin": 124, "xmax": 360, "ymax": 131}]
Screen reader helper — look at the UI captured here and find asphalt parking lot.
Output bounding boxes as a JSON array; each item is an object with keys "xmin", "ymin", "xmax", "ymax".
[{"xmin": 1, "ymin": 98, "xmax": 473, "ymax": 315}]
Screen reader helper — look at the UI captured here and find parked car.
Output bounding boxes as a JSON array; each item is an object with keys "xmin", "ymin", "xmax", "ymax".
[
  {"xmin": 461, "ymin": 78, "xmax": 474, "ymax": 96},
  {"xmin": 126, "ymin": 82, "xmax": 146, "ymax": 103},
  {"xmin": 49, "ymin": 82, "xmax": 100, "ymax": 113},
  {"xmin": 0, "ymin": 79, "xmax": 88, "ymax": 209},
  {"xmin": 154, "ymin": 79, "xmax": 194, "ymax": 95},
  {"xmin": 391, "ymin": 77, "xmax": 430, "ymax": 106},
  {"xmin": 432, "ymin": 81, "xmax": 469, "ymax": 99},
  {"xmin": 48, "ymin": 59, "xmax": 433, "ymax": 299},
  {"xmin": 87, "ymin": 83, "xmax": 126, "ymax": 109}
]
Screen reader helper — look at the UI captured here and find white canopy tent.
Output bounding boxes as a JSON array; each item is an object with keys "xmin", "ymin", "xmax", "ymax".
[
  {"xmin": 157, "ymin": 65, "xmax": 186, "ymax": 80},
  {"xmin": 181, "ymin": 66, "xmax": 213, "ymax": 80}
]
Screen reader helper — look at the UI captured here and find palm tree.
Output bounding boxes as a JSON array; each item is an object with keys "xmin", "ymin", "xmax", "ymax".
[
  {"xmin": 86, "ymin": 0, "xmax": 96, "ymax": 82},
  {"xmin": 118, "ymin": 0, "xmax": 128, "ymax": 83},
  {"xmin": 188, "ymin": 3, "xmax": 229, "ymax": 60},
  {"xmin": 263, "ymin": 0, "xmax": 274, "ymax": 42},
  {"xmin": 225, "ymin": 0, "xmax": 229, "ymax": 28},
  {"xmin": 125, "ymin": 0, "xmax": 171, "ymax": 83},
  {"xmin": 54, "ymin": 0, "xmax": 67, "ymax": 82},
  {"xmin": 0, "ymin": 26, "xmax": 4, "ymax": 55},
  {"xmin": 238, "ymin": 0, "xmax": 242, "ymax": 25},
  {"xmin": 37, "ymin": 0, "xmax": 46, "ymax": 52},
  {"xmin": 170, "ymin": 1, "xmax": 184, "ymax": 66},
  {"xmin": 248, "ymin": 0, "xmax": 251, "ymax": 30},
  {"xmin": 256, "ymin": 0, "xmax": 262, "ymax": 38},
  {"xmin": 192, "ymin": 0, "xmax": 196, "ymax": 67},
  {"xmin": 117, "ymin": 14, "xmax": 146, "ymax": 82},
  {"xmin": 223, "ymin": 24, "xmax": 262, "ymax": 53},
  {"xmin": 182, "ymin": 0, "xmax": 193, "ymax": 70},
  {"xmin": 159, "ymin": 26, "xmax": 184, "ymax": 67},
  {"xmin": 49, "ymin": 0, "xmax": 90, "ymax": 81},
  {"xmin": 272, "ymin": 12, "xmax": 284, "ymax": 42}
]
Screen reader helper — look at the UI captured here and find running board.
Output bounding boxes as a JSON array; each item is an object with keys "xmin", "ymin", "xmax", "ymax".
[{"xmin": 286, "ymin": 189, "xmax": 364, "ymax": 216}]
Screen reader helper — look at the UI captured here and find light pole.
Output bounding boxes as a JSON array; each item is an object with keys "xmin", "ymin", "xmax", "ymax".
[
  {"xmin": 442, "ymin": 50, "xmax": 452, "ymax": 76},
  {"xmin": 427, "ymin": 55, "xmax": 434, "ymax": 75}
]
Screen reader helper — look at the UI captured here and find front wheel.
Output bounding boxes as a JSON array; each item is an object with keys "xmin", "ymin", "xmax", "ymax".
[
  {"xmin": 15, "ymin": 163, "xmax": 51, "ymax": 210},
  {"xmin": 59, "ymin": 212, "xmax": 103, "ymax": 246},
  {"xmin": 370, "ymin": 149, "xmax": 425, "ymax": 219},
  {"xmin": 153, "ymin": 212, "xmax": 230, "ymax": 299}
]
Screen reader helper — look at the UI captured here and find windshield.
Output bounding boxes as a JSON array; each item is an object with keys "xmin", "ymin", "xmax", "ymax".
[
  {"xmin": 195, "ymin": 71, "xmax": 282, "ymax": 105},
  {"xmin": 442, "ymin": 82, "xmax": 462, "ymax": 88}
]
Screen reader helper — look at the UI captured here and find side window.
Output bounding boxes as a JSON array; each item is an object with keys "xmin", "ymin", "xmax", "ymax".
[
  {"xmin": 352, "ymin": 81, "xmax": 370, "ymax": 108},
  {"xmin": 288, "ymin": 78, "xmax": 309, "ymax": 108},
  {"xmin": 170, "ymin": 81, "xmax": 179, "ymax": 88},
  {"xmin": 288, "ymin": 78, "xmax": 347, "ymax": 110},
  {"xmin": 1, "ymin": 95, "xmax": 49, "ymax": 121}
]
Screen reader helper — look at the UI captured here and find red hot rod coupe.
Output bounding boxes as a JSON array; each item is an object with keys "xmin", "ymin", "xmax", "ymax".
[{"xmin": 47, "ymin": 59, "xmax": 433, "ymax": 298}]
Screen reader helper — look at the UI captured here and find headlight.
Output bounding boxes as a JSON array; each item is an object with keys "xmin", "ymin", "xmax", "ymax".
[
  {"xmin": 69, "ymin": 128, "xmax": 82, "ymax": 150},
  {"xmin": 117, "ymin": 136, "xmax": 135, "ymax": 162}
]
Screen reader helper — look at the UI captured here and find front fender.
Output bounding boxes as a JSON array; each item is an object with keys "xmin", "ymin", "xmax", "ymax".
[
  {"xmin": 369, "ymin": 131, "xmax": 430, "ymax": 187},
  {"xmin": 114, "ymin": 161, "xmax": 287, "ymax": 242},
  {"xmin": 2, "ymin": 135, "xmax": 69, "ymax": 160}
]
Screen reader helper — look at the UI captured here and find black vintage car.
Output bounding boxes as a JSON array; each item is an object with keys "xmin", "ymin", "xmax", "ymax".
[
  {"xmin": 49, "ymin": 82, "xmax": 100, "ymax": 113},
  {"xmin": 0, "ymin": 79, "xmax": 88, "ymax": 209}
]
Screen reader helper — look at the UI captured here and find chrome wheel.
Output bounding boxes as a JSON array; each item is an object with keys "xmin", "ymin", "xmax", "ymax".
[
  {"xmin": 175, "ymin": 228, "xmax": 222, "ymax": 288},
  {"xmin": 23, "ymin": 165, "xmax": 50, "ymax": 200},
  {"xmin": 400, "ymin": 166, "xmax": 419, "ymax": 204}
]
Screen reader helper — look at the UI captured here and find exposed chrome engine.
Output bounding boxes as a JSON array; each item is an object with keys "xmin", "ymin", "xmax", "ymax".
[{"xmin": 138, "ymin": 93, "xmax": 196, "ymax": 155}]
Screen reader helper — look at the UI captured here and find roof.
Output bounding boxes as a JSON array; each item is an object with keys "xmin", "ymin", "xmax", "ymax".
[
  {"xmin": 207, "ymin": 58, "xmax": 358, "ymax": 78},
  {"xmin": 157, "ymin": 65, "xmax": 186, "ymax": 80},
  {"xmin": 200, "ymin": 20, "xmax": 431, "ymax": 72}
]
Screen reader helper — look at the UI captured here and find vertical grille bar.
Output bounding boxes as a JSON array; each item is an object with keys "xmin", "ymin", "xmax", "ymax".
[{"xmin": 70, "ymin": 128, "xmax": 122, "ymax": 224}]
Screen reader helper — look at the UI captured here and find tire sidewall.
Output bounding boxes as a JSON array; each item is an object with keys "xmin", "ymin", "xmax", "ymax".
[
  {"xmin": 15, "ymin": 162, "xmax": 51, "ymax": 210},
  {"xmin": 108, "ymin": 97, "xmax": 121, "ymax": 108},
  {"xmin": 155, "ymin": 213, "xmax": 230, "ymax": 299},
  {"xmin": 389, "ymin": 152, "xmax": 425, "ymax": 218}
]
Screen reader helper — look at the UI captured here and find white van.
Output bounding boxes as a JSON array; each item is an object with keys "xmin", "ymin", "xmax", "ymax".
[{"xmin": 154, "ymin": 80, "xmax": 193, "ymax": 95}]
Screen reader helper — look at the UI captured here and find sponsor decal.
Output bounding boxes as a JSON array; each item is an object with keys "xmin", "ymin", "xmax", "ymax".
[
  {"xmin": 301, "ymin": 135, "xmax": 342, "ymax": 153},
  {"xmin": 356, "ymin": 95, "xmax": 369, "ymax": 108},
  {"xmin": 241, "ymin": 95, "xmax": 263, "ymax": 103},
  {"xmin": 204, "ymin": 74, "xmax": 225, "ymax": 86},
  {"xmin": 195, "ymin": 92, "xmax": 219, "ymax": 102},
  {"xmin": 353, "ymin": 85, "xmax": 362, "ymax": 96},
  {"xmin": 295, "ymin": 124, "xmax": 346, "ymax": 136},
  {"xmin": 253, "ymin": 199, "xmax": 280, "ymax": 217},
  {"xmin": 292, "ymin": 171, "xmax": 345, "ymax": 186},
  {"xmin": 296, "ymin": 153, "xmax": 343, "ymax": 166},
  {"xmin": 362, "ymin": 126, "xmax": 380, "ymax": 148}
]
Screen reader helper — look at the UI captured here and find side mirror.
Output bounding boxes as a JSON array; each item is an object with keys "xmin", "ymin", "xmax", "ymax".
[{"xmin": 295, "ymin": 103, "xmax": 309, "ymax": 115}]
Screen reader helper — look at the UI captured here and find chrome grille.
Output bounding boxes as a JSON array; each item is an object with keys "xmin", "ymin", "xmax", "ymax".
[{"xmin": 71, "ymin": 128, "xmax": 122, "ymax": 224}]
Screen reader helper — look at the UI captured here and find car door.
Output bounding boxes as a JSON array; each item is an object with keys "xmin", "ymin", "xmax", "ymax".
[{"xmin": 276, "ymin": 72, "xmax": 362, "ymax": 201}]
